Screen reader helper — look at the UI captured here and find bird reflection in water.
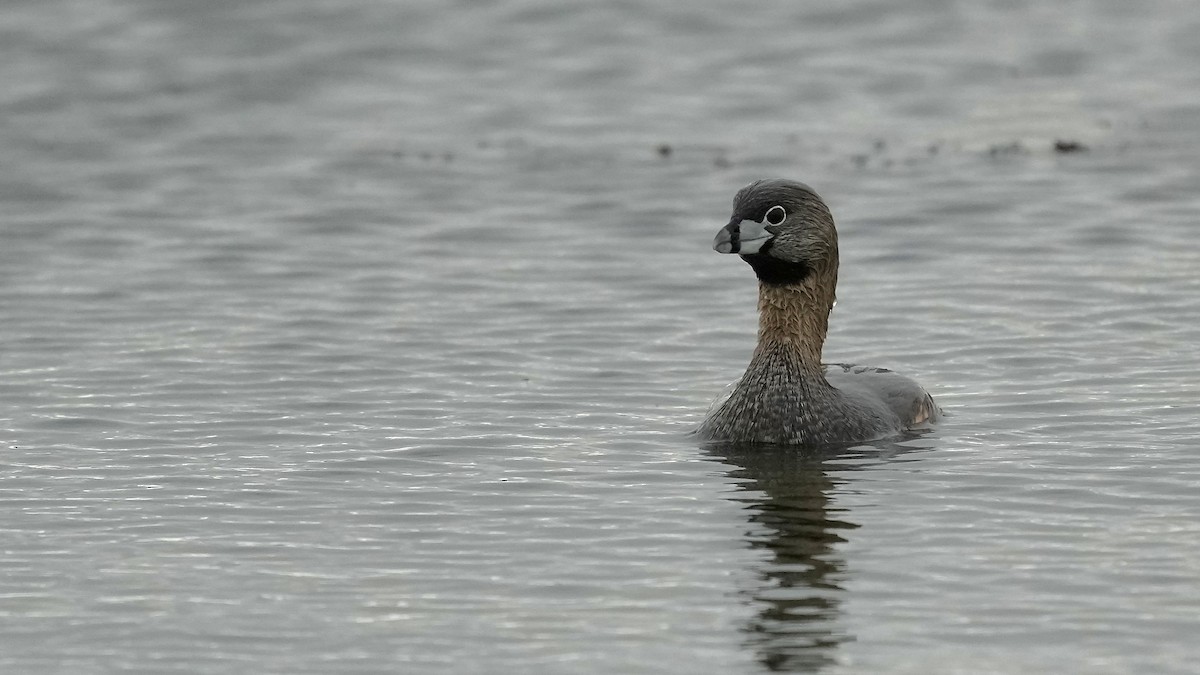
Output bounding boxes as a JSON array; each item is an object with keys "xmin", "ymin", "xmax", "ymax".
[{"xmin": 704, "ymin": 435, "xmax": 929, "ymax": 672}]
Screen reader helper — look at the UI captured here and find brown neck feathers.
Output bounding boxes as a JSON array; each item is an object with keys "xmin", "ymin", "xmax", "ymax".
[{"xmin": 753, "ymin": 267, "xmax": 837, "ymax": 372}]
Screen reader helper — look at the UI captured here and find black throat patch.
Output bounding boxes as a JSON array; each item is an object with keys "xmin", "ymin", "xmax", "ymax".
[{"xmin": 742, "ymin": 253, "xmax": 812, "ymax": 286}]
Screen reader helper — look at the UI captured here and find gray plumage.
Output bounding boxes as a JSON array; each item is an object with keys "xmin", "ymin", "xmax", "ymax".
[{"xmin": 698, "ymin": 179, "xmax": 938, "ymax": 446}]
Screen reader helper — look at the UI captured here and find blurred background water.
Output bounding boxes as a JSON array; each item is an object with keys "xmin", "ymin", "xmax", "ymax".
[{"xmin": 2, "ymin": 1, "xmax": 1199, "ymax": 673}]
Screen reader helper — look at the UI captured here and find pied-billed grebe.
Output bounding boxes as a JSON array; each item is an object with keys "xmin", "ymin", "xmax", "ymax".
[{"xmin": 698, "ymin": 179, "xmax": 938, "ymax": 446}]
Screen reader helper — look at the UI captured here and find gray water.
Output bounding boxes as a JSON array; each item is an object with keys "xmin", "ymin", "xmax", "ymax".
[{"xmin": 3, "ymin": 1, "xmax": 1200, "ymax": 673}]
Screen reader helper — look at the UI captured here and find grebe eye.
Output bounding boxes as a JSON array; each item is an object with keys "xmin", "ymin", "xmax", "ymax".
[{"xmin": 764, "ymin": 205, "xmax": 786, "ymax": 226}]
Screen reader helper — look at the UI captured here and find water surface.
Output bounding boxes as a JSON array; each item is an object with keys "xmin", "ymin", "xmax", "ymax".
[{"xmin": 2, "ymin": 1, "xmax": 1199, "ymax": 673}]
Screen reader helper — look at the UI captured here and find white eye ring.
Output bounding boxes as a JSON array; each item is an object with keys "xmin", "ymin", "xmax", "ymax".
[{"xmin": 764, "ymin": 205, "xmax": 786, "ymax": 226}]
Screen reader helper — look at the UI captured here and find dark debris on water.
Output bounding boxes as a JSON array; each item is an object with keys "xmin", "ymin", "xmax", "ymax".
[{"xmin": 1053, "ymin": 139, "xmax": 1087, "ymax": 153}]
